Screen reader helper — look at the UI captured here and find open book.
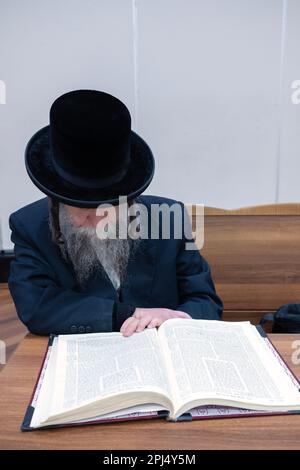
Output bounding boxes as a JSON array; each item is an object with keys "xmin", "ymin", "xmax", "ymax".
[{"xmin": 22, "ymin": 319, "xmax": 300, "ymax": 430}]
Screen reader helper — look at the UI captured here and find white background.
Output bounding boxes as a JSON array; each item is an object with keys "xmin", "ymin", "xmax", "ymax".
[{"xmin": 1, "ymin": 0, "xmax": 300, "ymax": 249}]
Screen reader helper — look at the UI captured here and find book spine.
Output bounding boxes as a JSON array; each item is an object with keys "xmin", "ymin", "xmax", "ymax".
[
  {"xmin": 21, "ymin": 406, "xmax": 35, "ymax": 431},
  {"xmin": 256, "ymin": 325, "xmax": 267, "ymax": 337},
  {"xmin": 167, "ymin": 412, "xmax": 192, "ymax": 422}
]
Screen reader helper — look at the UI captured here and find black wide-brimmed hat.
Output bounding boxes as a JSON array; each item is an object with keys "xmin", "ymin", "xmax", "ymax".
[{"xmin": 25, "ymin": 89, "xmax": 155, "ymax": 207}]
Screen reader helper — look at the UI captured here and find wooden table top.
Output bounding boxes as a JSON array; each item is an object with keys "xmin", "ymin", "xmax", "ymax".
[{"xmin": 0, "ymin": 333, "xmax": 300, "ymax": 450}]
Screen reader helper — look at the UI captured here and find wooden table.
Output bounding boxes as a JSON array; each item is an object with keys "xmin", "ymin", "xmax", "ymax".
[{"xmin": 0, "ymin": 334, "xmax": 300, "ymax": 450}]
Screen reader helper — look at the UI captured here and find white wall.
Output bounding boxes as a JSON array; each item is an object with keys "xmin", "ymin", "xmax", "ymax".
[
  {"xmin": 0, "ymin": 0, "xmax": 300, "ymax": 249},
  {"xmin": 278, "ymin": 0, "xmax": 300, "ymax": 201}
]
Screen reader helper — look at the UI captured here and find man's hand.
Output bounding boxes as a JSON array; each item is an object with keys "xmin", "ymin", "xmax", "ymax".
[{"xmin": 120, "ymin": 308, "xmax": 192, "ymax": 337}]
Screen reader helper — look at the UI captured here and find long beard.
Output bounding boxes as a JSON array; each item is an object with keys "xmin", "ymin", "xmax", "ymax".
[{"xmin": 56, "ymin": 204, "xmax": 139, "ymax": 290}]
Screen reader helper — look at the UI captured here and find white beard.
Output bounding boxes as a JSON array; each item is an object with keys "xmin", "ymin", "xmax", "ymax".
[{"xmin": 57, "ymin": 204, "xmax": 140, "ymax": 290}]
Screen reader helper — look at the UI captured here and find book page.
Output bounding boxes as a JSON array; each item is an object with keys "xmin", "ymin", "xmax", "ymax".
[
  {"xmin": 49, "ymin": 328, "xmax": 171, "ymax": 418},
  {"xmin": 158, "ymin": 319, "xmax": 300, "ymax": 416},
  {"xmin": 71, "ymin": 404, "xmax": 166, "ymax": 423}
]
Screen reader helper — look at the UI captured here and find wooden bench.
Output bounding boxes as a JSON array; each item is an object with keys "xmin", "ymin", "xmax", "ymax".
[
  {"xmin": 188, "ymin": 203, "xmax": 300, "ymax": 326},
  {"xmin": 0, "ymin": 284, "xmax": 27, "ymax": 370}
]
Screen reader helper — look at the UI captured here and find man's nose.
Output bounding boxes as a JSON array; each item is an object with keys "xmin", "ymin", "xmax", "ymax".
[{"xmin": 86, "ymin": 210, "xmax": 101, "ymax": 226}]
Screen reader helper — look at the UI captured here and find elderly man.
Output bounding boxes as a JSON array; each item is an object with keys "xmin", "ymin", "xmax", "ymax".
[{"xmin": 8, "ymin": 90, "xmax": 223, "ymax": 337}]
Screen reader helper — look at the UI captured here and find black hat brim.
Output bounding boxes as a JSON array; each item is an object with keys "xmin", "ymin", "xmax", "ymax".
[{"xmin": 25, "ymin": 126, "xmax": 155, "ymax": 208}]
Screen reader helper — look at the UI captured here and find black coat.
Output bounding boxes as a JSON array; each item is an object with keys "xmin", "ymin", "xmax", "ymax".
[{"xmin": 8, "ymin": 195, "xmax": 223, "ymax": 335}]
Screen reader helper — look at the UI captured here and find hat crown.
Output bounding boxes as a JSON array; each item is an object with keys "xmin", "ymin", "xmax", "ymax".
[
  {"xmin": 25, "ymin": 89, "xmax": 154, "ymax": 208},
  {"xmin": 49, "ymin": 90, "xmax": 131, "ymax": 182}
]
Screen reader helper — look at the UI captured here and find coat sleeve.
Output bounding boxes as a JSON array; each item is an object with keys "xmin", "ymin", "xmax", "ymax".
[
  {"xmin": 8, "ymin": 213, "xmax": 135, "ymax": 335},
  {"xmin": 175, "ymin": 205, "xmax": 223, "ymax": 320}
]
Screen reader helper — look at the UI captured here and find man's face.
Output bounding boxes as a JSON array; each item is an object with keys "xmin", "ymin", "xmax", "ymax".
[
  {"xmin": 57, "ymin": 201, "xmax": 137, "ymax": 289},
  {"xmin": 63, "ymin": 204, "xmax": 118, "ymax": 228}
]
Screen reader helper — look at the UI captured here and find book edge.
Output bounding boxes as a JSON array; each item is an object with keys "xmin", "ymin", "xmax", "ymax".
[
  {"xmin": 257, "ymin": 326, "xmax": 300, "ymax": 391},
  {"xmin": 21, "ymin": 334, "xmax": 57, "ymax": 432}
]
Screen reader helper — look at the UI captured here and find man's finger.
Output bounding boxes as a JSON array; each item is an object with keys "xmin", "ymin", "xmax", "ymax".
[
  {"xmin": 174, "ymin": 311, "xmax": 192, "ymax": 319},
  {"xmin": 120, "ymin": 316, "xmax": 134, "ymax": 334},
  {"xmin": 132, "ymin": 309, "xmax": 143, "ymax": 320},
  {"xmin": 147, "ymin": 318, "xmax": 162, "ymax": 329},
  {"xmin": 136, "ymin": 314, "xmax": 153, "ymax": 332},
  {"xmin": 123, "ymin": 318, "xmax": 139, "ymax": 337},
  {"xmin": 121, "ymin": 317, "xmax": 139, "ymax": 337}
]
